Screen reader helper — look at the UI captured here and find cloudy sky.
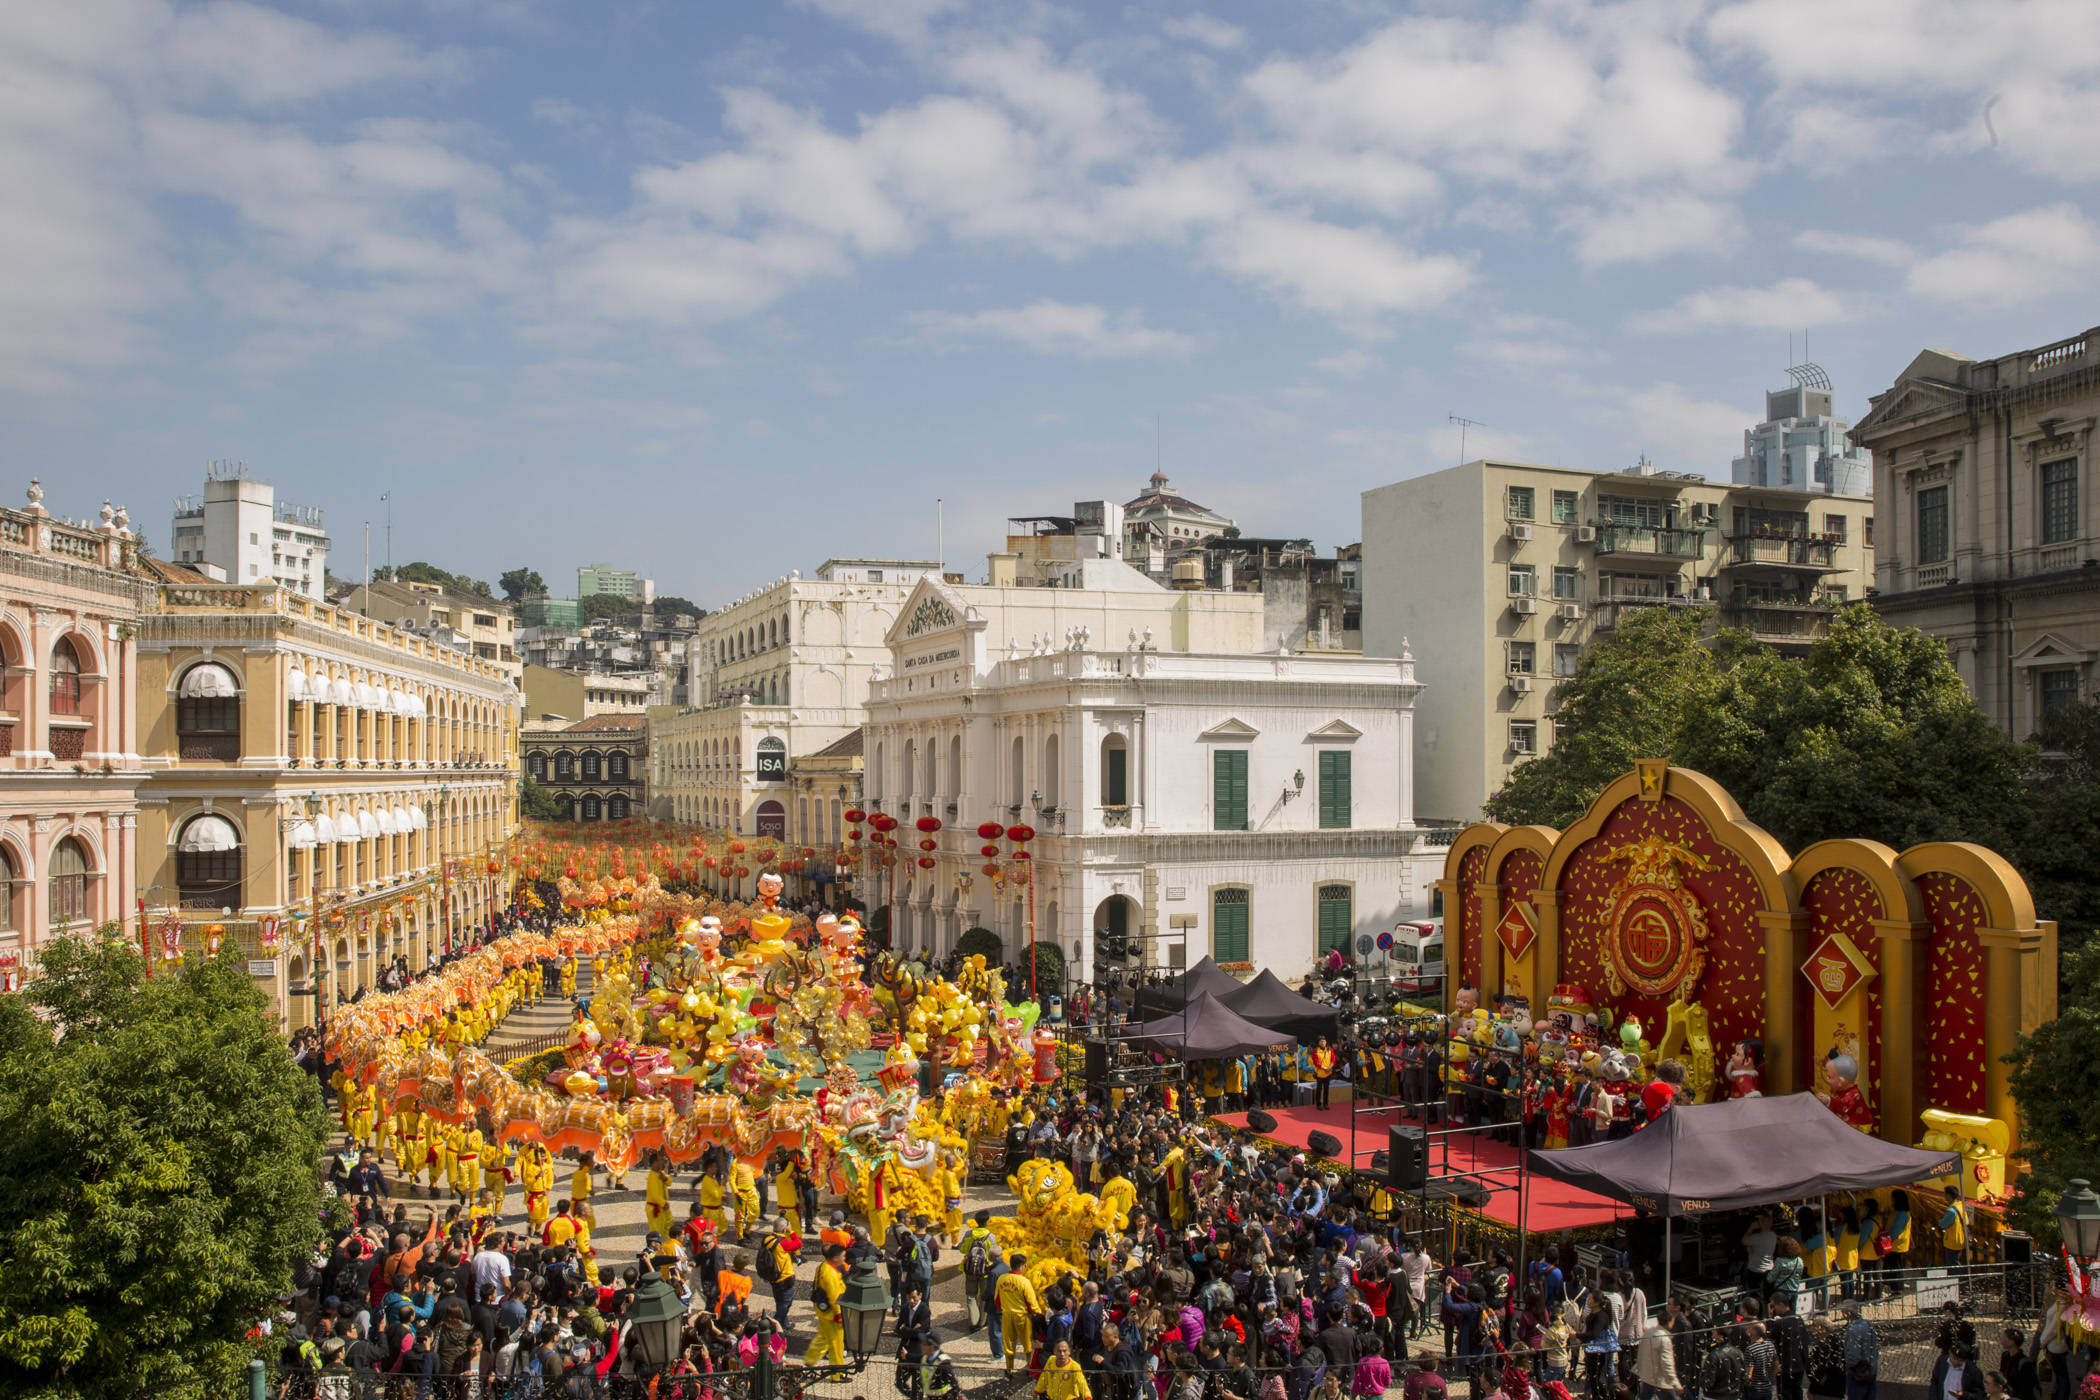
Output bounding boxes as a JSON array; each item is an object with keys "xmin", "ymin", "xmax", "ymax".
[{"xmin": 7, "ymin": 0, "xmax": 2096, "ymax": 602}]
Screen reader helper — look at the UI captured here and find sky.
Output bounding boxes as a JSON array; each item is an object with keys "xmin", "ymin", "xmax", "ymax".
[{"xmin": 6, "ymin": 0, "xmax": 2099, "ymax": 605}]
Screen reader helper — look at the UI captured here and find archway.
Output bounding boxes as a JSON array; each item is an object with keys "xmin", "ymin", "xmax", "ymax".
[
  {"xmin": 1091, "ymin": 894, "xmax": 1139, "ymax": 973},
  {"xmin": 754, "ymin": 799, "xmax": 786, "ymax": 839}
]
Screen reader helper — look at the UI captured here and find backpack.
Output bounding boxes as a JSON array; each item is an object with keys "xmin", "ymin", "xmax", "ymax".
[
  {"xmin": 907, "ymin": 1234, "xmax": 935, "ymax": 1280},
  {"xmin": 757, "ymin": 1234, "xmax": 789, "ymax": 1285},
  {"xmin": 965, "ymin": 1232, "xmax": 993, "ymax": 1277}
]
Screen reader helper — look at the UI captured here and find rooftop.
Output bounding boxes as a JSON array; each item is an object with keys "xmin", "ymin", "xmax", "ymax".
[
  {"xmin": 807, "ymin": 726, "xmax": 864, "ymax": 759},
  {"xmin": 565, "ymin": 713, "xmax": 647, "ymax": 733}
]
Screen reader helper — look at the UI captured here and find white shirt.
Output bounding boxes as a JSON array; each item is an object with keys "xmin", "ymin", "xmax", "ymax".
[
  {"xmin": 1943, "ymin": 1362, "xmax": 1968, "ymax": 1400},
  {"xmin": 1744, "ymin": 1230, "xmax": 1778, "ymax": 1274},
  {"xmin": 471, "ymin": 1247, "xmax": 512, "ymax": 1297}
]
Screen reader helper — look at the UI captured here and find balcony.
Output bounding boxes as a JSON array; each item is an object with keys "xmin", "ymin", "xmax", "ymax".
[
  {"xmin": 178, "ymin": 732, "xmax": 242, "ymax": 762},
  {"xmin": 1593, "ymin": 523, "xmax": 1706, "ymax": 558},
  {"xmin": 1719, "ymin": 591, "xmax": 1842, "ymax": 647},
  {"xmin": 1591, "ymin": 592, "xmax": 1686, "ymax": 631},
  {"xmin": 1723, "ymin": 532, "xmax": 1842, "ymax": 572}
]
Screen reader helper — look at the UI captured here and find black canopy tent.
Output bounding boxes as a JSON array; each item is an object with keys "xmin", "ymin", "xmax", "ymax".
[
  {"xmin": 1220, "ymin": 968, "xmax": 1342, "ymax": 1042},
  {"xmin": 1133, "ymin": 992, "xmax": 1299, "ymax": 1059},
  {"xmin": 1530, "ymin": 1093, "xmax": 1962, "ymax": 1293},
  {"xmin": 1135, "ymin": 954, "xmax": 1247, "ymax": 1017}
]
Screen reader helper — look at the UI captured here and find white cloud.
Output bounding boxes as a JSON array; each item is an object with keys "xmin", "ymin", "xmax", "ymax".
[
  {"xmin": 1314, "ymin": 349, "xmax": 1381, "ymax": 378},
  {"xmin": 1906, "ymin": 203, "xmax": 2100, "ymax": 307},
  {"xmin": 788, "ymin": 0, "xmax": 965, "ymax": 43},
  {"xmin": 161, "ymin": 1, "xmax": 464, "ymax": 106},
  {"xmin": 911, "ymin": 300, "xmax": 1194, "ymax": 357},
  {"xmin": 1625, "ymin": 277, "xmax": 1847, "ymax": 335},
  {"xmin": 1567, "ymin": 194, "xmax": 1737, "ymax": 267},
  {"xmin": 1795, "ymin": 230, "xmax": 1914, "ymax": 266},
  {"xmin": 1207, "ymin": 212, "xmax": 1473, "ymax": 323},
  {"xmin": 1623, "ymin": 382, "xmax": 1745, "ymax": 466},
  {"xmin": 1162, "ymin": 13, "xmax": 1245, "ymax": 50}
]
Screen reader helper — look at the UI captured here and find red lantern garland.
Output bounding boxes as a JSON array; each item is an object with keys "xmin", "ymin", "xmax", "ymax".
[
  {"xmin": 843, "ymin": 808, "xmax": 866, "ymax": 825},
  {"xmin": 976, "ymin": 821, "xmax": 1005, "ymax": 841}
]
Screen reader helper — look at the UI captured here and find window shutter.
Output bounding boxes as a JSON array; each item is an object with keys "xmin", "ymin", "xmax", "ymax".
[
  {"xmin": 1318, "ymin": 751, "xmax": 1351, "ymax": 829},
  {"xmin": 1213, "ymin": 888, "xmax": 1250, "ymax": 963},
  {"xmin": 1214, "ymin": 751, "xmax": 1248, "ymax": 830},
  {"xmin": 1317, "ymin": 884, "xmax": 1352, "ymax": 954}
]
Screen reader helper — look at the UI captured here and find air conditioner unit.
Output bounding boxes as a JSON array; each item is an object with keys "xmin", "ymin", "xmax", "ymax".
[
  {"xmin": 1510, "ymin": 674, "xmax": 1533, "ymax": 693},
  {"xmin": 1512, "ymin": 738, "xmax": 1532, "ymax": 754},
  {"xmin": 1511, "ymin": 596, "xmax": 1537, "ymax": 615},
  {"xmin": 1560, "ymin": 602, "xmax": 1583, "ymax": 621},
  {"xmin": 1509, "ymin": 522, "xmax": 1533, "ymax": 541},
  {"xmin": 1577, "ymin": 524, "xmax": 1597, "ymax": 542}
]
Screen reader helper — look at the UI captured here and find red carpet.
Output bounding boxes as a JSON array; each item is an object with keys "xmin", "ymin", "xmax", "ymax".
[{"xmin": 1213, "ymin": 1102, "xmax": 1626, "ymax": 1233}]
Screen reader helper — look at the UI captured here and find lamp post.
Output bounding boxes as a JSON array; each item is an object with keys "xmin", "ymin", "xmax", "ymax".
[
  {"xmin": 2057, "ymin": 1179, "xmax": 2100, "ymax": 1263},
  {"xmin": 299, "ymin": 791, "xmax": 324, "ymax": 1032},
  {"xmin": 437, "ymin": 782, "xmax": 451, "ymax": 955},
  {"xmin": 622, "ymin": 1272, "xmax": 686, "ymax": 1378}
]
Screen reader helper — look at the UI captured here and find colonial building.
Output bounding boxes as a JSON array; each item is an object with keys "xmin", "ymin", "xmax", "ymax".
[
  {"xmin": 1363, "ymin": 454, "xmax": 1874, "ymax": 822},
  {"xmin": 649, "ymin": 559, "xmax": 940, "ymax": 837},
  {"xmin": 522, "ymin": 664, "xmax": 649, "ymax": 721},
  {"xmin": 783, "ymin": 726, "xmax": 863, "ymax": 909},
  {"xmin": 136, "ymin": 581, "xmax": 519, "ymax": 1028},
  {"xmin": 0, "ymin": 484, "xmax": 152, "ymax": 967},
  {"xmin": 1852, "ymin": 326, "xmax": 2100, "ymax": 737},
  {"xmin": 1122, "ymin": 470, "xmax": 1235, "ymax": 567},
  {"xmin": 522, "ymin": 714, "xmax": 647, "ymax": 823},
  {"xmin": 341, "ymin": 578, "xmax": 522, "ymax": 691},
  {"xmin": 860, "ymin": 566, "xmax": 1441, "ymax": 979}
]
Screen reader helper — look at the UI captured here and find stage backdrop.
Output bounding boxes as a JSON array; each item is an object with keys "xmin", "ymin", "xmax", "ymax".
[{"xmin": 1438, "ymin": 759, "xmax": 2057, "ymax": 1157}]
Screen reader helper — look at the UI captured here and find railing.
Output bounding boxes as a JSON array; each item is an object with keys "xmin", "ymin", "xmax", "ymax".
[
  {"xmin": 1594, "ymin": 522, "xmax": 1705, "ymax": 557},
  {"xmin": 50, "ymin": 674, "xmax": 81, "ymax": 714},
  {"xmin": 1100, "ymin": 805, "xmax": 1131, "ymax": 828},
  {"xmin": 2033, "ymin": 335, "xmax": 2088, "ymax": 371},
  {"xmin": 2038, "ymin": 543, "xmax": 2080, "ymax": 572},
  {"xmin": 1725, "ymin": 533, "xmax": 1841, "ymax": 568},
  {"xmin": 0, "ymin": 519, "xmax": 22, "ymax": 545},
  {"xmin": 1917, "ymin": 562, "xmax": 1952, "ymax": 586},
  {"xmin": 177, "ymin": 732, "xmax": 242, "ymax": 761}
]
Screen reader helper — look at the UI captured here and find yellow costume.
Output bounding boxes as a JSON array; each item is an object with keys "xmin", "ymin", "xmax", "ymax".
[
  {"xmin": 523, "ymin": 1149, "xmax": 553, "ymax": 1228},
  {"xmin": 646, "ymin": 1166, "xmax": 675, "ymax": 1239},
  {"xmin": 1161, "ymin": 1146, "xmax": 1189, "ymax": 1229},
  {"xmin": 1038, "ymin": 1356, "xmax": 1093, "ymax": 1400},
  {"xmin": 699, "ymin": 1173, "xmax": 725, "ymax": 1229},
  {"xmin": 805, "ymin": 1260, "xmax": 846, "ymax": 1365},
  {"xmin": 941, "ymin": 1162, "xmax": 965, "ymax": 1242},
  {"xmin": 569, "ymin": 1162, "xmax": 595, "ymax": 1209},
  {"xmin": 996, "ymin": 1268, "xmax": 1042, "ymax": 1371},
  {"xmin": 731, "ymin": 1161, "xmax": 760, "ymax": 1234}
]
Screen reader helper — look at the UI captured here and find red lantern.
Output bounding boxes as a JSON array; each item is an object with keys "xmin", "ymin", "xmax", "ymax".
[
  {"xmin": 917, "ymin": 856, "xmax": 935, "ymax": 868},
  {"xmin": 843, "ymin": 808, "xmax": 866, "ymax": 824},
  {"xmin": 976, "ymin": 821, "xmax": 1005, "ymax": 840},
  {"xmin": 1006, "ymin": 824, "xmax": 1037, "ymax": 843},
  {"xmin": 847, "ymin": 829, "xmax": 863, "ymax": 842},
  {"xmin": 918, "ymin": 838, "xmax": 937, "ymax": 852},
  {"xmin": 801, "ymin": 847, "xmax": 815, "ymax": 859},
  {"xmin": 915, "ymin": 815, "xmax": 942, "ymax": 833},
  {"xmin": 704, "ymin": 856, "xmax": 718, "ymax": 869},
  {"xmin": 729, "ymin": 840, "xmax": 745, "ymax": 855},
  {"xmin": 1013, "ymin": 849, "xmax": 1032, "ymax": 861},
  {"xmin": 980, "ymin": 843, "xmax": 1000, "ymax": 857},
  {"xmin": 871, "ymin": 814, "xmax": 898, "ymax": 833},
  {"xmin": 982, "ymin": 863, "xmax": 1000, "ymax": 877},
  {"xmin": 737, "ymin": 865, "xmax": 751, "ymax": 878}
]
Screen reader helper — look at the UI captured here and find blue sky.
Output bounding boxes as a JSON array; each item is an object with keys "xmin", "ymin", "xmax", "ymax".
[{"xmin": 6, "ymin": 0, "xmax": 2097, "ymax": 603}]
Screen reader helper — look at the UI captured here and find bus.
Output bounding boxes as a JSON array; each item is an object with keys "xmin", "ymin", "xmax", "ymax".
[{"xmin": 1386, "ymin": 920, "xmax": 1444, "ymax": 998}]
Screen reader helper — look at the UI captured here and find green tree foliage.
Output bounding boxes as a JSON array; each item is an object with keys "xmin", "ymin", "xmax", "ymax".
[
  {"xmin": 520, "ymin": 777, "xmax": 563, "ymax": 821},
  {"xmin": 1021, "ymin": 941, "xmax": 1065, "ymax": 997},
  {"xmin": 650, "ymin": 594, "xmax": 704, "ymax": 619},
  {"xmin": 0, "ymin": 933, "xmax": 331, "ymax": 1399},
  {"xmin": 499, "ymin": 567, "xmax": 545, "ymax": 602},
  {"xmin": 2007, "ymin": 940, "xmax": 2100, "ymax": 1246},
  {"xmin": 577, "ymin": 592, "xmax": 632, "ymax": 622},
  {"xmin": 956, "ymin": 926, "xmax": 1004, "ymax": 963},
  {"xmin": 2020, "ymin": 700, "xmax": 2100, "ymax": 949},
  {"xmin": 378, "ymin": 561, "xmax": 493, "ymax": 599}
]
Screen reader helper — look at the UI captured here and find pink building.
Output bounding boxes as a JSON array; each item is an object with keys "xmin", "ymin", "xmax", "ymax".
[{"xmin": 0, "ymin": 481, "xmax": 149, "ymax": 970}]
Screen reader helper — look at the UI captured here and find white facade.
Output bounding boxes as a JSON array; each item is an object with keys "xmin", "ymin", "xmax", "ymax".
[
  {"xmin": 169, "ymin": 465, "xmax": 329, "ymax": 598},
  {"xmin": 861, "ymin": 574, "xmax": 1440, "ymax": 981},
  {"xmin": 1122, "ymin": 471, "xmax": 1235, "ymax": 564},
  {"xmin": 1731, "ymin": 373, "xmax": 1873, "ymax": 496}
]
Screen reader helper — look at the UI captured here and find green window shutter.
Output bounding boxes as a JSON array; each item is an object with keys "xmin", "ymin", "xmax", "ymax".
[
  {"xmin": 1318, "ymin": 751, "xmax": 1351, "ymax": 829},
  {"xmin": 1317, "ymin": 884, "xmax": 1352, "ymax": 955},
  {"xmin": 1214, "ymin": 750, "xmax": 1248, "ymax": 830},
  {"xmin": 1213, "ymin": 888, "xmax": 1250, "ymax": 963}
]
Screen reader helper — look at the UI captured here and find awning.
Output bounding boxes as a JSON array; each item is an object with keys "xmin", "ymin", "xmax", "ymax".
[
  {"xmin": 356, "ymin": 810, "xmax": 380, "ymax": 839},
  {"xmin": 1529, "ymin": 1092, "xmax": 1963, "ymax": 1217},
  {"xmin": 177, "ymin": 662, "xmax": 240, "ymax": 699},
  {"xmin": 409, "ymin": 805, "xmax": 429, "ymax": 830},
  {"xmin": 385, "ymin": 687, "xmax": 409, "ymax": 715},
  {"xmin": 286, "ymin": 820, "xmax": 318, "ymax": 850},
  {"xmin": 390, "ymin": 803, "xmax": 412, "ymax": 833},
  {"xmin": 375, "ymin": 808, "xmax": 398, "ymax": 835},
  {"xmin": 313, "ymin": 814, "xmax": 341, "ymax": 844},
  {"xmin": 353, "ymin": 682, "xmax": 382, "ymax": 711},
  {"xmin": 177, "ymin": 813, "xmax": 241, "ymax": 852},
  {"xmin": 285, "ymin": 666, "xmax": 310, "ymax": 702},
  {"xmin": 326, "ymin": 676, "xmax": 355, "ymax": 707}
]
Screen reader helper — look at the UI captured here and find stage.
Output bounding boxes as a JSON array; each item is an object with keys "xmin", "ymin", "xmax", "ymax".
[{"xmin": 1213, "ymin": 1102, "xmax": 1627, "ymax": 1233}]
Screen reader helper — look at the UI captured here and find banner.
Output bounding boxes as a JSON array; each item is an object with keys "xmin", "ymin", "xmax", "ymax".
[{"xmin": 259, "ymin": 915, "xmax": 282, "ymax": 951}]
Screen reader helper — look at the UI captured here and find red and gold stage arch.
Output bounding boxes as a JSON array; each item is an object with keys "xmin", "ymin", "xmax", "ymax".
[{"xmin": 1439, "ymin": 759, "xmax": 2057, "ymax": 1155}]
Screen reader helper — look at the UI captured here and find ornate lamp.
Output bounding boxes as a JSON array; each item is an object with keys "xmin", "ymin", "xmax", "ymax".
[
  {"xmin": 623, "ymin": 1273, "xmax": 687, "ymax": 1371},
  {"xmin": 2057, "ymin": 1179, "xmax": 2100, "ymax": 1261},
  {"xmin": 838, "ymin": 1256, "xmax": 893, "ymax": 1359}
]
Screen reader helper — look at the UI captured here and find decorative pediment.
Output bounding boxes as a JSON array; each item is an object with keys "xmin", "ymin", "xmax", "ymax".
[
  {"xmin": 883, "ymin": 576, "xmax": 975, "ymax": 647},
  {"xmin": 1853, "ymin": 370, "xmax": 1970, "ymax": 438},
  {"xmin": 1305, "ymin": 719, "xmax": 1362, "ymax": 741},
  {"xmin": 1199, "ymin": 717, "xmax": 1260, "ymax": 741},
  {"xmin": 2013, "ymin": 631, "xmax": 2097, "ymax": 668}
]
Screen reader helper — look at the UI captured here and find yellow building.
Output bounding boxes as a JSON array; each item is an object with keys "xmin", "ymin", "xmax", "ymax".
[{"xmin": 136, "ymin": 579, "xmax": 520, "ymax": 1027}]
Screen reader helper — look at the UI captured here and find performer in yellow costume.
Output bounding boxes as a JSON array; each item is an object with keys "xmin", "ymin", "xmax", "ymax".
[
  {"xmin": 521, "ymin": 1145, "xmax": 554, "ymax": 1229},
  {"xmin": 452, "ymin": 1125, "xmax": 484, "ymax": 1204},
  {"xmin": 996, "ymin": 1255, "xmax": 1043, "ymax": 1372},
  {"xmin": 645, "ymin": 1153, "xmax": 676, "ymax": 1240},
  {"xmin": 1160, "ymin": 1145, "xmax": 1189, "ymax": 1229},
  {"xmin": 699, "ymin": 1164, "xmax": 726, "ymax": 1230},
  {"xmin": 805, "ymin": 1244, "xmax": 847, "ymax": 1366},
  {"xmin": 730, "ymin": 1160, "xmax": 761, "ymax": 1236},
  {"xmin": 941, "ymin": 1152, "xmax": 966, "ymax": 1245},
  {"xmin": 398, "ymin": 1109, "xmax": 428, "ymax": 1181}
]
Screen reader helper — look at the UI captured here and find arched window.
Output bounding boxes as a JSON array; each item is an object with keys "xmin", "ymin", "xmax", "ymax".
[
  {"xmin": 754, "ymin": 799, "xmax": 786, "ymax": 838},
  {"xmin": 555, "ymin": 751, "xmax": 575, "ymax": 780},
  {"xmin": 529, "ymin": 753, "xmax": 547, "ymax": 782},
  {"xmin": 948, "ymin": 734, "xmax": 962, "ymax": 799},
  {"xmin": 755, "ymin": 736, "xmax": 786, "ymax": 782},
  {"xmin": 176, "ymin": 814, "xmax": 243, "ymax": 908},
  {"xmin": 607, "ymin": 794, "xmax": 629, "ymax": 820},
  {"xmin": 49, "ymin": 637, "xmax": 90, "ymax": 761},
  {"xmin": 556, "ymin": 793, "xmax": 575, "ymax": 820},
  {"xmin": 50, "ymin": 835, "xmax": 91, "ymax": 928},
  {"xmin": 1042, "ymin": 734, "xmax": 1060, "ymax": 808},
  {"xmin": 608, "ymin": 752, "xmax": 629, "ymax": 781},
  {"xmin": 582, "ymin": 751, "xmax": 602, "ymax": 780},
  {"xmin": 901, "ymin": 740, "xmax": 916, "ymax": 800},
  {"xmin": 1010, "ymin": 736, "xmax": 1025, "ymax": 806},
  {"xmin": 176, "ymin": 663, "xmax": 243, "ymax": 762},
  {"xmin": 0, "ymin": 845, "xmax": 17, "ymax": 931},
  {"xmin": 580, "ymin": 794, "xmax": 601, "ymax": 822}
]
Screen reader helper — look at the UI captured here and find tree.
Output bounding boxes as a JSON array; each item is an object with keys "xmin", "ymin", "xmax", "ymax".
[
  {"xmin": 2006, "ymin": 939, "xmax": 2100, "ymax": 1245},
  {"xmin": 2019, "ymin": 701, "xmax": 2100, "ymax": 951},
  {"xmin": 578, "ymin": 592, "xmax": 631, "ymax": 623},
  {"xmin": 520, "ymin": 777, "xmax": 563, "ymax": 821},
  {"xmin": 956, "ymin": 926, "xmax": 1003, "ymax": 963},
  {"xmin": 0, "ymin": 932, "xmax": 331, "ymax": 1398},
  {"xmin": 499, "ymin": 568, "xmax": 546, "ymax": 603},
  {"xmin": 380, "ymin": 562, "xmax": 494, "ymax": 600},
  {"xmin": 650, "ymin": 594, "xmax": 704, "ymax": 619}
]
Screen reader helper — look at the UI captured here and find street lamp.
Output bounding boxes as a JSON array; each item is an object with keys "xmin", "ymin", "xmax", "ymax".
[
  {"xmin": 623, "ymin": 1273, "xmax": 686, "ymax": 1373},
  {"xmin": 2057, "ymin": 1179, "xmax": 2100, "ymax": 1261},
  {"xmin": 838, "ymin": 1256, "xmax": 893, "ymax": 1359}
]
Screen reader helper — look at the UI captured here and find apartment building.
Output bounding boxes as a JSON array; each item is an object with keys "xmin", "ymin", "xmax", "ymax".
[
  {"xmin": 341, "ymin": 578, "xmax": 522, "ymax": 691},
  {"xmin": 169, "ymin": 463, "xmax": 330, "ymax": 599},
  {"xmin": 1852, "ymin": 325, "xmax": 2100, "ymax": 737},
  {"xmin": 1364, "ymin": 458, "xmax": 1873, "ymax": 822}
]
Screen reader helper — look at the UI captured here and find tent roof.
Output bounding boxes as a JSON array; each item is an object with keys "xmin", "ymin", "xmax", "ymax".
[
  {"xmin": 1220, "ymin": 969, "xmax": 1340, "ymax": 1034},
  {"xmin": 1134, "ymin": 992, "xmax": 1298, "ymax": 1059},
  {"xmin": 1137, "ymin": 955, "xmax": 1246, "ymax": 1012},
  {"xmin": 1530, "ymin": 1093, "xmax": 1962, "ymax": 1216}
]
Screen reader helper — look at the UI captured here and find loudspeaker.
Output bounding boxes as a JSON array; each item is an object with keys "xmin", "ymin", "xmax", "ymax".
[
  {"xmin": 1389, "ymin": 1123, "xmax": 1428, "ymax": 1191},
  {"xmin": 1247, "ymin": 1109, "xmax": 1278, "ymax": 1134},
  {"xmin": 1370, "ymin": 1150, "xmax": 1391, "ymax": 1175},
  {"xmin": 2002, "ymin": 1230, "xmax": 2037, "ymax": 1310},
  {"xmin": 1084, "ymin": 1038, "xmax": 1109, "ymax": 1085},
  {"xmin": 1306, "ymin": 1129, "xmax": 1344, "ymax": 1159}
]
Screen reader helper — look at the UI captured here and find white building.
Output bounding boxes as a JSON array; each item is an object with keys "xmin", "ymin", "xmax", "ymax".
[
  {"xmin": 1731, "ymin": 366, "xmax": 1872, "ymax": 496},
  {"xmin": 577, "ymin": 563, "xmax": 652, "ymax": 603},
  {"xmin": 1122, "ymin": 471, "xmax": 1235, "ymax": 569},
  {"xmin": 860, "ymin": 566, "xmax": 1440, "ymax": 981},
  {"xmin": 169, "ymin": 463, "xmax": 330, "ymax": 599},
  {"xmin": 648, "ymin": 558, "xmax": 943, "ymax": 833}
]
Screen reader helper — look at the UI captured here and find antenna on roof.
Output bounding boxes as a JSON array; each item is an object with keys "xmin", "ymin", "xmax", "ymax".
[{"xmin": 1449, "ymin": 415, "xmax": 1491, "ymax": 464}]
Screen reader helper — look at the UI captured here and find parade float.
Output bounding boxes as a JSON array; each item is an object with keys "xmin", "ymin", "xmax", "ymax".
[
  {"xmin": 1437, "ymin": 759, "xmax": 2059, "ymax": 1216},
  {"xmin": 326, "ymin": 847, "xmax": 1076, "ymax": 1247}
]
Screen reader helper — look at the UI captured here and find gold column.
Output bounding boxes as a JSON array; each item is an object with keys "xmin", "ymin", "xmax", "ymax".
[
  {"xmin": 1871, "ymin": 919, "xmax": 1932, "ymax": 1146},
  {"xmin": 1976, "ymin": 925, "xmax": 2045, "ymax": 1146},
  {"xmin": 1434, "ymin": 876, "xmax": 1461, "ymax": 1013},
  {"xmin": 1531, "ymin": 888, "xmax": 1562, "ymax": 1010},
  {"xmin": 1477, "ymin": 881, "xmax": 1505, "ymax": 1004},
  {"xmin": 1756, "ymin": 909, "xmax": 1810, "ymax": 1094}
]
